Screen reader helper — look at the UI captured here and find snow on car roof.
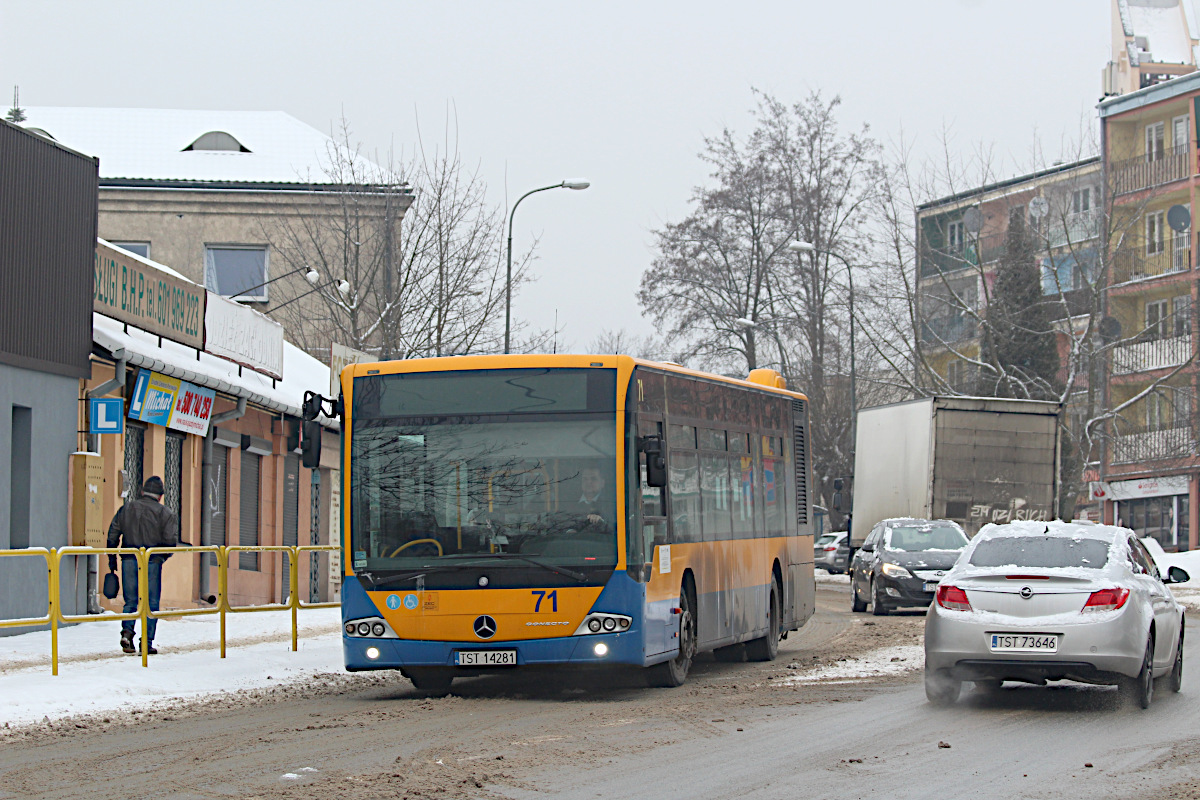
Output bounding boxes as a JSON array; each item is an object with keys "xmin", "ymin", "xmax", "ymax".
[{"xmin": 974, "ymin": 520, "xmax": 1125, "ymax": 543}]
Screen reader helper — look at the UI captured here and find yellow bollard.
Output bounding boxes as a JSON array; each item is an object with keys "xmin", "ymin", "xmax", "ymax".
[
  {"xmin": 139, "ymin": 551, "xmax": 149, "ymax": 668},
  {"xmin": 291, "ymin": 547, "xmax": 299, "ymax": 653},
  {"xmin": 219, "ymin": 546, "xmax": 227, "ymax": 659},
  {"xmin": 50, "ymin": 552, "xmax": 59, "ymax": 677}
]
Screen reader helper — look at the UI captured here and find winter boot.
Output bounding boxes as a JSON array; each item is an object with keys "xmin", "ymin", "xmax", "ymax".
[
  {"xmin": 120, "ymin": 629, "xmax": 135, "ymax": 654},
  {"xmin": 140, "ymin": 639, "xmax": 158, "ymax": 655}
]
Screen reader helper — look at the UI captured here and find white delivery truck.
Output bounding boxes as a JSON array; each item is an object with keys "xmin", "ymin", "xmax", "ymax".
[{"xmin": 849, "ymin": 396, "xmax": 1062, "ymax": 545}]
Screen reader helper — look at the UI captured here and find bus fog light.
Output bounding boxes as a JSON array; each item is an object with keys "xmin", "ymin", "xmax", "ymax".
[
  {"xmin": 602, "ymin": 617, "xmax": 617, "ymax": 631},
  {"xmin": 593, "ymin": 642, "xmax": 609, "ymax": 656},
  {"xmin": 366, "ymin": 646, "xmax": 380, "ymax": 660}
]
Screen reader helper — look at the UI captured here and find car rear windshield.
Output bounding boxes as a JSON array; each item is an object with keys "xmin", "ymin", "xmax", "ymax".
[
  {"xmin": 968, "ymin": 536, "xmax": 1110, "ymax": 569},
  {"xmin": 886, "ymin": 524, "xmax": 968, "ymax": 551},
  {"xmin": 816, "ymin": 534, "xmax": 838, "ymax": 546}
]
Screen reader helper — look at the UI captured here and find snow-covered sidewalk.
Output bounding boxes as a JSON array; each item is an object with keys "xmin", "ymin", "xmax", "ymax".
[{"xmin": 0, "ymin": 608, "xmax": 344, "ymax": 728}]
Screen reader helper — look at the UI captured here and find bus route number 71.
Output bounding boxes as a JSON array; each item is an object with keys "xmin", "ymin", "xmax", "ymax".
[{"xmin": 531, "ymin": 590, "xmax": 558, "ymax": 612}]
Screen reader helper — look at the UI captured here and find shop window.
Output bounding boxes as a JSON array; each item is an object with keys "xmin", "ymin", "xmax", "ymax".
[
  {"xmin": 239, "ymin": 452, "xmax": 261, "ymax": 570},
  {"xmin": 205, "ymin": 246, "xmax": 269, "ymax": 301}
]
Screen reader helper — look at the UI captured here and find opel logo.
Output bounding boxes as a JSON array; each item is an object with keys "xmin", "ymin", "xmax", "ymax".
[
  {"xmin": 473, "ymin": 615, "xmax": 497, "ymax": 639},
  {"xmin": 1020, "ymin": 586, "xmax": 1033, "ymax": 599},
  {"xmin": 935, "ymin": 571, "xmax": 945, "ymax": 577}
]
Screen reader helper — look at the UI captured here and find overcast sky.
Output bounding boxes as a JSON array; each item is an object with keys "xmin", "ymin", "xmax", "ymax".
[{"xmin": 0, "ymin": 0, "xmax": 1110, "ymax": 350}]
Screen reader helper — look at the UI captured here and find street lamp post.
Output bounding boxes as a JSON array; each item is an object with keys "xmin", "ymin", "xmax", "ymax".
[
  {"xmin": 505, "ymin": 180, "xmax": 590, "ymax": 354},
  {"xmin": 789, "ymin": 240, "xmax": 858, "ymax": 557}
]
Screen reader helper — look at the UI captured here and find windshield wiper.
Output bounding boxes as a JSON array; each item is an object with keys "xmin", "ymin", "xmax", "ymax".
[{"xmin": 483, "ymin": 553, "xmax": 589, "ymax": 583}]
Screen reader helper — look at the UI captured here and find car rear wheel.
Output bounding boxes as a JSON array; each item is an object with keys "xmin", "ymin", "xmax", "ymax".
[
  {"xmin": 746, "ymin": 578, "xmax": 781, "ymax": 662},
  {"xmin": 851, "ymin": 577, "xmax": 867, "ymax": 613},
  {"xmin": 1169, "ymin": 626, "xmax": 1184, "ymax": 694},
  {"xmin": 871, "ymin": 579, "xmax": 889, "ymax": 616},
  {"xmin": 1123, "ymin": 634, "xmax": 1155, "ymax": 709},
  {"xmin": 924, "ymin": 668, "xmax": 961, "ymax": 706}
]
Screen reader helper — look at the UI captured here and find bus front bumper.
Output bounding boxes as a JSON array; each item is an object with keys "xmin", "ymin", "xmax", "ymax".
[{"xmin": 344, "ymin": 630, "xmax": 642, "ymax": 671}]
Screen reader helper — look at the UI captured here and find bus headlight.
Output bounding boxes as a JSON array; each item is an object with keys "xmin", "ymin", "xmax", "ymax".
[
  {"xmin": 344, "ymin": 617, "xmax": 399, "ymax": 638},
  {"xmin": 588, "ymin": 619, "xmax": 602, "ymax": 632},
  {"xmin": 574, "ymin": 613, "xmax": 632, "ymax": 636},
  {"xmin": 602, "ymin": 617, "xmax": 617, "ymax": 631}
]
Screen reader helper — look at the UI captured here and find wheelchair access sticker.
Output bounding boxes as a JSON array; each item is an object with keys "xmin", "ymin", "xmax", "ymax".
[{"xmin": 403, "ymin": 593, "xmax": 420, "ymax": 610}]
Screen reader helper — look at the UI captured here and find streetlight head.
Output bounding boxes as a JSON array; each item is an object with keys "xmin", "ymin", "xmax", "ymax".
[
  {"xmin": 788, "ymin": 240, "xmax": 815, "ymax": 253},
  {"xmin": 562, "ymin": 180, "xmax": 590, "ymax": 190},
  {"xmin": 335, "ymin": 279, "xmax": 350, "ymax": 295},
  {"xmin": 734, "ymin": 317, "xmax": 756, "ymax": 329},
  {"xmin": 304, "ymin": 268, "xmax": 320, "ymax": 285}
]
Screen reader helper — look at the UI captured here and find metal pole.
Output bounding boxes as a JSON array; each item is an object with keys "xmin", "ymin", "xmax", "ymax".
[
  {"xmin": 310, "ymin": 469, "xmax": 321, "ymax": 603},
  {"xmin": 504, "ymin": 182, "xmax": 575, "ymax": 354}
]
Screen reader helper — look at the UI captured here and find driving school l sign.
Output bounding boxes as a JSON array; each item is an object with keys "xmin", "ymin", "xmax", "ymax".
[{"xmin": 128, "ymin": 368, "xmax": 216, "ymax": 436}]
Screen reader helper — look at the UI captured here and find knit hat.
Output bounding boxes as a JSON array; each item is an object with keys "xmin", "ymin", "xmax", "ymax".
[{"xmin": 142, "ymin": 476, "xmax": 165, "ymax": 498}]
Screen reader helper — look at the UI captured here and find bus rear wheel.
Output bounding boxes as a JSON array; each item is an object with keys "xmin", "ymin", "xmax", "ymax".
[
  {"xmin": 647, "ymin": 585, "xmax": 696, "ymax": 687},
  {"xmin": 406, "ymin": 667, "xmax": 454, "ymax": 696},
  {"xmin": 746, "ymin": 577, "xmax": 781, "ymax": 662}
]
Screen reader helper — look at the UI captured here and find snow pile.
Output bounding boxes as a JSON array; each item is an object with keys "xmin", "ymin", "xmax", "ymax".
[
  {"xmin": 814, "ymin": 572, "xmax": 850, "ymax": 585},
  {"xmin": 0, "ymin": 608, "xmax": 344, "ymax": 728},
  {"xmin": 774, "ymin": 644, "xmax": 923, "ymax": 686}
]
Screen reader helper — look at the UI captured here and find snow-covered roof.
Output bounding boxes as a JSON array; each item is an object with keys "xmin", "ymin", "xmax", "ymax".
[
  {"xmin": 92, "ymin": 313, "xmax": 336, "ymax": 427},
  {"xmin": 20, "ymin": 107, "xmax": 373, "ymax": 186},
  {"xmin": 1126, "ymin": 0, "xmax": 1194, "ymax": 64}
]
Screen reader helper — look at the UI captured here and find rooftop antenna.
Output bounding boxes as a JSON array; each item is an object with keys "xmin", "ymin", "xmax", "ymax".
[{"xmin": 5, "ymin": 86, "xmax": 26, "ymax": 123}]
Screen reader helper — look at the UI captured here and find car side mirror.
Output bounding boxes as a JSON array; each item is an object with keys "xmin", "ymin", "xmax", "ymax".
[
  {"xmin": 1166, "ymin": 566, "xmax": 1190, "ymax": 584},
  {"xmin": 861, "ymin": 542, "xmax": 875, "ymax": 553}
]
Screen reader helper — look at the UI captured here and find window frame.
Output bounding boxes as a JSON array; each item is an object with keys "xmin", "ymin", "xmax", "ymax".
[
  {"xmin": 1146, "ymin": 121, "xmax": 1166, "ymax": 162},
  {"xmin": 204, "ymin": 244, "xmax": 271, "ymax": 302},
  {"xmin": 1146, "ymin": 211, "xmax": 1165, "ymax": 256},
  {"xmin": 1173, "ymin": 115, "xmax": 1189, "ymax": 154},
  {"xmin": 111, "ymin": 242, "xmax": 151, "ymax": 259}
]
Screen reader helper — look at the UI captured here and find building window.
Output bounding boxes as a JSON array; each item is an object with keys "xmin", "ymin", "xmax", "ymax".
[
  {"xmin": 112, "ymin": 242, "xmax": 150, "ymax": 259},
  {"xmin": 946, "ymin": 220, "xmax": 965, "ymax": 253},
  {"xmin": 1146, "ymin": 299, "xmax": 1170, "ymax": 339},
  {"xmin": 946, "ymin": 359, "xmax": 963, "ymax": 392},
  {"xmin": 1146, "ymin": 122, "xmax": 1166, "ymax": 161},
  {"xmin": 1173, "ymin": 115, "xmax": 1189, "ymax": 154},
  {"xmin": 205, "ymin": 246, "xmax": 269, "ymax": 301},
  {"xmin": 1072, "ymin": 188, "xmax": 1091, "ymax": 215},
  {"xmin": 1174, "ymin": 296, "xmax": 1192, "ymax": 337},
  {"xmin": 1146, "ymin": 211, "xmax": 1165, "ymax": 255}
]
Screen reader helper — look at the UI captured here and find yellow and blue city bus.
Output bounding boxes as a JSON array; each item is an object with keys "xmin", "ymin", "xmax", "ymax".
[{"xmin": 335, "ymin": 355, "xmax": 815, "ymax": 691}]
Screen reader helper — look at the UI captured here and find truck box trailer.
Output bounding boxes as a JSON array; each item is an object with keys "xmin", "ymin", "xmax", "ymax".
[{"xmin": 849, "ymin": 396, "xmax": 1061, "ymax": 545}]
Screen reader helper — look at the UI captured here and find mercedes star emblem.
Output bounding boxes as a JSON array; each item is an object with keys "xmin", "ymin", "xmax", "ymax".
[
  {"xmin": 473, "ymin": 615, "xmax": 497, "ymax": 639},
  {"xmin": 1020, "ymin": 586, "xmax": 1033, "ymax": 599}
]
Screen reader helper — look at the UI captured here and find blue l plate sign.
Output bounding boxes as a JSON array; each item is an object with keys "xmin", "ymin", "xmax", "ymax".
[{"xmin": 89, "ymin": 398, "xmax": 125, "ymax": 434}]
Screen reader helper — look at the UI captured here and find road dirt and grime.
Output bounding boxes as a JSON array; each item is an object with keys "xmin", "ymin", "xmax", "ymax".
[{"xmin": 1, "ymin": 582, "xmax": 1197, "ymax": 800}]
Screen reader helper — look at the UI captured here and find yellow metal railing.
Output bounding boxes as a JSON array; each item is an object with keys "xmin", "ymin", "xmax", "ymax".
[{"xmin": 0, "ymin": 544, "xmax": 341, "ymax": 674}]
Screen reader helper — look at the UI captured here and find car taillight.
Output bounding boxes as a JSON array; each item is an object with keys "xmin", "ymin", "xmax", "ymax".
[
  {"xmin": 1083, "ymin": 587, "xmax": 1129, "ymax": 612},
  {"xmin": 936, "ymin": 585, "xmax": 972, "ymax": 612},
  {"xmin": 823, "ymin": 545, "xmax": 837, "ymax": 551}
]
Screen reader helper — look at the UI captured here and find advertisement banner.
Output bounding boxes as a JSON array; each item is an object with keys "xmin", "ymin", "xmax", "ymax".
[
  {"xmin": 128, "ymin": 368, "xmax": 216, "ymax": 436},
  {"xmin": 204, "ymin": 292, "xmax": 285, "ymax": 379},
  {"xmin": 94, "ymin": 241, "xmax": 205, "ymax": 349},
  {"xmin": 1108, "ymin": 475, "xmax": 1190, "ymax": 501}
]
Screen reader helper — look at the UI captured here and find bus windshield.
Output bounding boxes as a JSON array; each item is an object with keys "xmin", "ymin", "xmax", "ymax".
[{"xmin": 349, "ymin": 368, "xmax": 618, "ymax": 581}]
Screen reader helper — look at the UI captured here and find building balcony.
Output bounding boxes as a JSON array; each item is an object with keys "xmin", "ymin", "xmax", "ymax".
[
  {"xmin": 1046, "ymin": 210, "xmax": 1101, "ymax": 250},
  {"xmin": 1110, "ymin": 425, "xmax": 1197, "ymax": 464},
  {"xmin": 1111, "ymin": 233, "xmax": 1192, "ymax": 283},
  {"xmin": 1110, "ymin": 146, "xmax": 1190, "ymax": 197},
  {"xmin": 920, "ymin": 316, "xmax": 977, "ymax": 346},
  {"xmin": 1111, "ymin": 333, "xmax": 1193, "ymax": 375}
]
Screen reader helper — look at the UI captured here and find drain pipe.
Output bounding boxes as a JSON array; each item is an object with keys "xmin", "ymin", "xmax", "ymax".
[
  {"xmin": 85, "ymin": 353, "xmax": 127, "ymax": 614},
  {"xmin": 200, "ymin": 397, "xmax": 247, "ymax": 603}
]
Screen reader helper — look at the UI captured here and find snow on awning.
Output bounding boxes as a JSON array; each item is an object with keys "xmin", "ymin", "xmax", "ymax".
[{"xmin": 92, "ymin": 312, "xmax": 337, "ymax": 428}]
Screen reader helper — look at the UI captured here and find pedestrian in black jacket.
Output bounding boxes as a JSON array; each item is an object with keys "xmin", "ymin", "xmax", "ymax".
[{"xmin": 106, "ymin": 476, "xmax": 178, "ymax": 654}]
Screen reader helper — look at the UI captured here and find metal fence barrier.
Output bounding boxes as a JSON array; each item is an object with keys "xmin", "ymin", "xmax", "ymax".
[{"xmin": 0, "ymin": 544, "xmax": 341, "ymax": 674}]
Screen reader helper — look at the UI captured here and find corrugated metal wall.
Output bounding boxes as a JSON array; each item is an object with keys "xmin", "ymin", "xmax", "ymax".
[{"xmin": 0, "ymin": 120, "xmax": 98, "ymax": 378}]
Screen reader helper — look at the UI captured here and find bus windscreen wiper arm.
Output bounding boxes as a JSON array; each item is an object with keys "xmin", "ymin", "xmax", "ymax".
[{"xmin": 486, "ymin": 553, "xmax": 588, "ymax": 582}]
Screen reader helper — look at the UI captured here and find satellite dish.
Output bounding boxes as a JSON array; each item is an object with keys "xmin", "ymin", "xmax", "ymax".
[
  {"xmin": 1099, "ymin": 316, "xmax": 1122, "ymax": 344},
  {"xmin": 1168, "ymin": 204, "xmax": 1191, "ymax": 232},
  {"xmin": 962, "ymin": 207, "xmax": 984, "ymax": 234},
  {"xmin": 1029, "ymin": 197, "xmax": 1049, "ymax": 220}
]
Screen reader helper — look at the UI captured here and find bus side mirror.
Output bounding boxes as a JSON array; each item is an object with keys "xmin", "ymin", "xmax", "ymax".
[
  {"xmin": 301, "ymin": 420, "xmax": 322, "ymax": 469},
  {"xmin": 641, "ymin": 435, "xmax": 667, "ymax": 488}
]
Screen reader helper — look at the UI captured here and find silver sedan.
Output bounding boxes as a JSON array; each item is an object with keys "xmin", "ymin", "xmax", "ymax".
[{"xmin": 924, "ymin": 520, "xmax": 1188, "ymax": 707}]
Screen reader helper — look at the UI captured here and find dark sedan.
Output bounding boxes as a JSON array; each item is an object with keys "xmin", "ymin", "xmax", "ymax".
[{"xmin": 850, "ymin": 519, "xmax": 969, "ymax": 615}]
